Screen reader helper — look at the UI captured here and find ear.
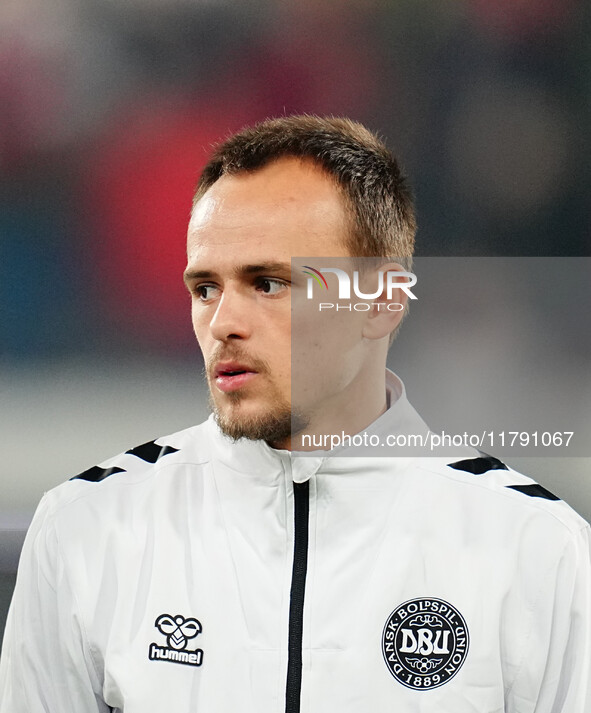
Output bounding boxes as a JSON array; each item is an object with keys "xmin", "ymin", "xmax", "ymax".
[{"xmin": 361, "ymin": 262, "xmax": 411, "ymax": 341}]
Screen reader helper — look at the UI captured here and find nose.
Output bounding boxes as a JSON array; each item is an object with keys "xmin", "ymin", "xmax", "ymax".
[{"xmin": 209, "ymin": 289, "xmax": 251, "ymax": 342}]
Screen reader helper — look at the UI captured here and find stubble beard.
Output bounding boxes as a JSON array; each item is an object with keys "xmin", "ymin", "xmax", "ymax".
[{"xmin": 205, "ymin": 355, "xmax": 309, "ymax": 445}]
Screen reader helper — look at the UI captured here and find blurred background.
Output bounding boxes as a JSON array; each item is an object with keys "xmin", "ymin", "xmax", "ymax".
[{"xmin": 1, "ymin": 0, "xmax": 590, "ymax": 643}]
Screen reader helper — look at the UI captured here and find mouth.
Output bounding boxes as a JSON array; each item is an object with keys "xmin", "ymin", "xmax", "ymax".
[{"xmin": 213, "ymin": 362, "xmax": 258, "ymax": 393}]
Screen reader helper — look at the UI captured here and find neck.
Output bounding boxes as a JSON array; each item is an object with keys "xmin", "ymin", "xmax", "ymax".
[{"xmin": 271, "ymin": 365, "xmax": 389, "ymax": 452}]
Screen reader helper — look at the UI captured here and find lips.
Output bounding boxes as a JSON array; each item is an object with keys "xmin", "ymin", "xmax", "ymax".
[
  {"xmin": 214, "ymin": 361, "xmax": 256, "ymax": 378},
  {"xmin": 213, "ymin": 361, "xmax": 258, "ymax": 393}
]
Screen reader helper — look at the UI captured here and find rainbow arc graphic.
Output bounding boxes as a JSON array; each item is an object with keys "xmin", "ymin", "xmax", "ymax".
[{"xmin": 302, "ymin": 266, "xmax": 328, "ymax": 289}]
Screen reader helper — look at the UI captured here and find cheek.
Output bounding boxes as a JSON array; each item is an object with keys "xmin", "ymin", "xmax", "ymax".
[
  {"xmin": 260, "ymin": 326, "xmax": 291, "ymax": 382},
  {"xmin": 190, "ymin": 307, "xmax": 200, "ymax": 336},
  {"xmin": 191, "ymin": 306, "xmax": 210, "ymax": 347},
  {"xmin": 268, "ymin": 334, "xmax": 292, "ymax": 373}
]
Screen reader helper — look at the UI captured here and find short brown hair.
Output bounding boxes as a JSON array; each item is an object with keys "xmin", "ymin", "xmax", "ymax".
[{"xmin": 193, "ymin": 115, "xmax": 416, "ymax": 267}]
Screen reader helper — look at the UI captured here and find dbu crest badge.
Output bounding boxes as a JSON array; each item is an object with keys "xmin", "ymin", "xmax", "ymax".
[{"xmin": 382, "ymin": 597, "xmax": 469, "ymax": 690}]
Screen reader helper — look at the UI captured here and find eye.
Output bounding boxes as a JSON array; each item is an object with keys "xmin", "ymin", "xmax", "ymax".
[
  {"xmin": 256, "ymin": 278, "xmax": 288, "ymax": 296},
  {"xmin": 193, "ymin": 284, "xmax": 220, "ymax": 302}
]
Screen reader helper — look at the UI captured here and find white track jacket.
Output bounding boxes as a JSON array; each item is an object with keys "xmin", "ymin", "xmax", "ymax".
[{"xmin": 1, "ymin": 373, "xmax": 590, "ymax": 712}]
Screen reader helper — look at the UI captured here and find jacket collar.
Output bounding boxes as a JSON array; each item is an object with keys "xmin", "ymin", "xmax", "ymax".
[{"xmin": 205, "ymin": 369, "xmax": 429, "ymax": 481}]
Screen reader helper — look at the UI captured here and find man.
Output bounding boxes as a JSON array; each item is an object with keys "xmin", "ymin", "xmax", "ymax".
[{"xmin": 1, "ymin": 116, "xmax": 589, "ymax": 712}]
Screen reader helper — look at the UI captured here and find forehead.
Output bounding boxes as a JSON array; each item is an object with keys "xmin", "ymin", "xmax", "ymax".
[{"xmin": 187, "ymin": 157, "xmax": 351, "ymax": 265}]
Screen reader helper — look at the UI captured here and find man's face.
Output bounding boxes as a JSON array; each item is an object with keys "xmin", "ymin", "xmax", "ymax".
[{"xmin": 185, "ymin": 157, "xmax": 351, "ymax": 445}]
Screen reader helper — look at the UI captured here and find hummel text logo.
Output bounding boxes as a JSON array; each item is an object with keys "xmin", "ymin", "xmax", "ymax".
[{"xmin": 149, "ymin": 613, "xmax": 204, "ymax": 667}]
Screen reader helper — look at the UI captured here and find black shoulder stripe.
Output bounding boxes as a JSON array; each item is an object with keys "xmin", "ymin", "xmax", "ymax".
[
  {"xmin": 71, "ymin": 440, "xmax": 178, "ymax": 482},
  {"xmin": 506, "ymin": 484, "xmax": 560, "ymax": 501},
  {"xmin": 447, "ymin": 455, "xmax": 508, "ymax": 475},
  {"xmin": 125, "ymin": 440, "xmax": 179, "ymax": 464},
  {"xmin": 71, "ymin": 465, "xmax": 127, "ymax": 482}
]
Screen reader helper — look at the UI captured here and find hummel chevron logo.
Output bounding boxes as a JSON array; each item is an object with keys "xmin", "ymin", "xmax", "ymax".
[
  {"xmin": 72, "ymin": 440, "xmax": 179, "ymax": 482},
  {"xmin": 149, "ymin": 613, "xmax": 204, "ymax": 667},
  {"xmin": 126, "ymin": 441, "xmax": 179, "ymax": 464}
]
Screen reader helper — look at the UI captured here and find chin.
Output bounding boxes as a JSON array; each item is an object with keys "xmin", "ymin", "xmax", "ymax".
[
  {"xmin": 209, "ymin": 392, "xmax": 289, "ymax": 443},
  {"xmin": 210, "ymin": 393, "xmax": 308, "ymax": 444},
  {"xmin": 215, "ymin": 408, "xmax": 293, "ymax": 444}
]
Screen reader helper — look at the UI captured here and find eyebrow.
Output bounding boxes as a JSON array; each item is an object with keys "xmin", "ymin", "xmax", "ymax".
[{"xmin": 183, "ymin": 261, "xmax": 291, "ymax": 284}]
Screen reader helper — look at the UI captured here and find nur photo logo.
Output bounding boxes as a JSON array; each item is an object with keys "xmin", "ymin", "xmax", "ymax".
[{"xmin": 302, "ymin": 265, "xmax": 418, "ymax": 312}]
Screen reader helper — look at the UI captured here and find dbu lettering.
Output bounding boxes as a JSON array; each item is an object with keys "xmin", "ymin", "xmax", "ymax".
[{"xmin": 399, "ymin": 628, "xmax": 451, "ymax": 656}]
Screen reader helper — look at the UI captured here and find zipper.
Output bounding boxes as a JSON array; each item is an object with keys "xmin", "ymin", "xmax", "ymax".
[{"xmin": 285, "ymin": 480, "xmax": 310, "ymax": 713}]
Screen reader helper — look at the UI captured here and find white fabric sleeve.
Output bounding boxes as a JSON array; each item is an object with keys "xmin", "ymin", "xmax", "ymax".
[
  {"xmin": 507, "ymin": 523, "xmax": 591, "ymax": 713},
  {"xmin": 0, "ymin": 495, "xmax": 110, "ymax": 713}
]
